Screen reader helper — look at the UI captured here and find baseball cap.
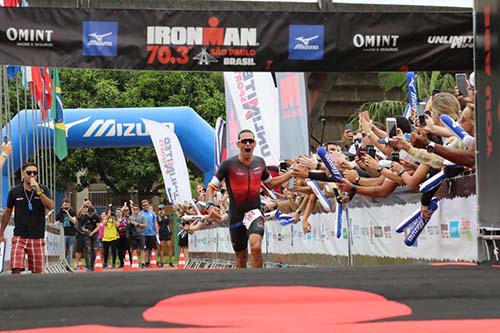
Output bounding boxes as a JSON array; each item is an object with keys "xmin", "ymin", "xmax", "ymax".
[{"xmin": 158, "ymin": 204, "xmax": 165, "ymax": 209}]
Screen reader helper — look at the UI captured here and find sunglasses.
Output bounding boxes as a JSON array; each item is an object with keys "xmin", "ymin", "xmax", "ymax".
[
  {"xmin": 239, "ymin": 138, "xmax": 255, "ymax": 145},
  {"xmin": 25, "ymin": 170, "xmax": 38, "ymax": 176}
]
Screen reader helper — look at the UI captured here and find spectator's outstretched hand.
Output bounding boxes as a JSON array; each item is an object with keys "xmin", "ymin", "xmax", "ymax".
[
  {"xmin": 297, "ymin": 154, "xmax": 316, "ymax": 170},
  {"xmin": 302, "ymin": 219, "xmax": 311, "ymax": 234},
  {"xmin": 410, "ymin": 127, "xmax": 430, "ymax": 149},
  {"xmin": 207, "ymin": 206, "xmax": 223, "ymax": 223},
  {"xmin": 338, "ymin": 178, "xmax": 353, "ymax": 192},
  {"xmin": 292, "ymin": 164, "xmax": 309, "ymax": 179},
  {"xmin": 390, "ymin": 161, "xmax": 405, "ymax": 175},
  {"xmin": 2, "ymin": 141, "xmax": 12, "ymax": 155},
  {"xmin": 344, "ymin": 169, "xmax": 359, "ymax": 183}
]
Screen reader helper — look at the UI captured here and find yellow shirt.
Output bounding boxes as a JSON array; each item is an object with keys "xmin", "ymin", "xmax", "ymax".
[{"xmin": 102, "ymin": 217, "xmax": 119, "ymax": 242}]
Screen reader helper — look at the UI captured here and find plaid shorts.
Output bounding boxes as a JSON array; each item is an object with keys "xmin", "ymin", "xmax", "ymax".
[{"xmin": 10, "ymin": 236, "xmax": 45, "ymax": 273}]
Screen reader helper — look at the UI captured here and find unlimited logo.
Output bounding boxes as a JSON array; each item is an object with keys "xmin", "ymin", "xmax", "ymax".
[
  {"xmin": 289, "ymin": 25, "xmax": 324, "ymax": 60},
  {"xmin": 82, "ymin": 21, "xmax": 118, "ymax": 57},
  {"xmin": 427, "ymin": 35, "xmax": 473, "ymax": 49}
]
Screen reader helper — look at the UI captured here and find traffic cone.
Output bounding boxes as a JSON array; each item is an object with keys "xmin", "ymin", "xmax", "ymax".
[
  {"xmin": 149, "ymin": 249, "xmax": 158, "ymax": 269},
  {"xmin": 130, "ymin": 249, "xmax": 140, "ymax": 271},
  {"xmin": 94, "ymin": 250, "xmax": 103, "ymax": 272},
  {"xmin": 123, "ymin": 252, "xmax": 132, "ymax": 271},
  {"xmin": 77, "ymin": 260, "xmax": 84, "ymax": 271},
  {"xmin": 177, "ymin": 248, "xmax": 185, "ymax": 269}
]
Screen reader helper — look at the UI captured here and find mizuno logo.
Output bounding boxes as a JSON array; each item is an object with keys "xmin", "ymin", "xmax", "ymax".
[
  {"xmin": 88, "ymin": 32, "xmax": 112, "ymax": 42},
  {"xmin": 295, "ymin": 35, "xmax": 319, "ymax": 45}
]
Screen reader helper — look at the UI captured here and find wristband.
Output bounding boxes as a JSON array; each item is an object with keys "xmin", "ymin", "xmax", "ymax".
[
  {"xmin": 1, "ymin": 152, "xmax": 8, "ymax": 159},
  {"xmin": 36, "ymin": 189, "xmax": 44, "ymax": 196},
  {"xmin": 398, "ymin": 169, "xmax": 406, "ymax": 177},
  {"xmin": 366, "ymin": 131, "xmax": 373, "ymax": 138},
  {"xmin": 205, "ymin": 201, "xmax": 217, "ymax": 208}
]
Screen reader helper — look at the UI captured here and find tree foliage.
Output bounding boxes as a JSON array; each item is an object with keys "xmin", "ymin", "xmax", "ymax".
[
  {"xmin": 350, "ymin": 71, "xmax": 457, "ymax": 125},
  {"xmin": 56, "ymin": 69, "xmax": 225, "ymax": 200}
]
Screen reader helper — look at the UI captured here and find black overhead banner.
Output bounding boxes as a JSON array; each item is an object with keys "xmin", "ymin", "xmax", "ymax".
[
  {"xmin": 475, "ymin": 0, "xmax": 500, "ymax": 228},
  {"xmin": 0, "ymin": 7, "xmax": 473, "ymax": 72}
]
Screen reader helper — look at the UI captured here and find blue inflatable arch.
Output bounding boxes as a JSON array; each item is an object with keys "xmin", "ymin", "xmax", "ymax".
[{"xmin": 2, "ymin": 107, "xmax": 215, "ymax": 205}]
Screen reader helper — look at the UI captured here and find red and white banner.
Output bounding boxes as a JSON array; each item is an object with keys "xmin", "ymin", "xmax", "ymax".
[
  {"xmin": 224, "ymin": 72, "xmax": 279, "ymax": 165},
  {"xmin": 276, "ymin": 73, "xmax": 309, "ymax": 160},
  {"xmin": 142, "ymin": 118, "xmax": 192, "ymax": 204}
]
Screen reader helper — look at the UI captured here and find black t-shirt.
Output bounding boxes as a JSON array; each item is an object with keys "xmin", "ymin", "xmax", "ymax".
[
  {"xmin": 6, "ymin": 183, "xmax": 52, "ymax": 239},
  {"xmin": 79, "ymin": 214, "xmax": 100, "ymax": 232},
  {"xmin": 158, "ymin": 215, "xmax": 171, "ymax": 236},
  {"xmin": 214, "ymin": 155, "xmax": 270, "ymax": 224},
  {"xmin": 56, "ymin": 208, "xmax": 77, "ymax": 236}
]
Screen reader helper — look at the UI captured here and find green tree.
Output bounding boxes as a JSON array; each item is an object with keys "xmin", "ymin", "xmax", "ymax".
[
  {"xmin": 351, "ymin": 71, "xmax": 456, "ymax": 125},
  {"xmin": 56, "ymin": 69, "xmax": 225, "ymax": 201}
]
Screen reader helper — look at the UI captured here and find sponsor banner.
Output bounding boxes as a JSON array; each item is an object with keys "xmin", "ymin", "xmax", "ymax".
[
  {"xmin": 0, "ymin": 8, "xmax": 472, "ymax": 71},
  {"xmin": 191, "ymin": 195, "xmax": 478, "ymax": 261},
  {"xmin": 475, "ymin": 1, "xmax": 500, "ymax": 227},
  {"xmin": 223, "ymin": 72, "xmax": 279, "ymax": 164},
  {"xmin": 142, "ymin": 118, "xmax": 192, "ymax": 204},
  {"xmin": 276, "ymin": 73, "xmax": 309, "ymax": 160}
]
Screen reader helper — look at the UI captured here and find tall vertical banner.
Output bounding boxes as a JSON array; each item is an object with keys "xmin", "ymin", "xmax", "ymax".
[
  {"xmin": 475, "ymin": 0, "xmax": 500, "ymax": 227},
  {"xmin": 142, "ymin": 118, "xmax": 192, "ymax": 204},
  {"xmin": 224, "ymin": 72, "xmax": 279, "ymax": 165},
  {"xmin": 276, "ymin": 73, "xmax": 309, "ymax": 160}
]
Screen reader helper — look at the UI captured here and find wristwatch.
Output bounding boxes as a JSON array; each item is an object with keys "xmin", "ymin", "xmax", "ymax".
[{"xmin": 426, "ymin": 142, "xmax": 436, "ymax": 153}]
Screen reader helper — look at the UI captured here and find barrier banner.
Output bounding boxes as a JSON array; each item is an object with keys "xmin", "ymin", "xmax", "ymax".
[
  {"xmin": 191, "ymin": 195, "xmax": 478, "ymax": 262},
  {"xmin": 276, "ymin": 73, "xmax": 309, "ymax": 160},
  {"xmin": 0, "ymin": 7, "xmax": 472, "ymax": 72},
  {"xmin": 475, "ymin": 0, "xmax": 500, "ymax": 227}
]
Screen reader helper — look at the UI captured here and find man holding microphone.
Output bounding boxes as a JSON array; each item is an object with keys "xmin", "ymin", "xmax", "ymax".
[{"xmin": 0, "ymin": 162, "xmax": 54, "ymax": 274}]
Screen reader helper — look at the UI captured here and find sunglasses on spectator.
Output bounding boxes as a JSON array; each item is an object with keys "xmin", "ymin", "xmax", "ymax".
[
  {"xmin": 239, "ymin": 138, "xmax": 255, "ymax": 144},
  {"xmin": 25, "ymin": 170, "xmax": 38, "ymax": 176}
]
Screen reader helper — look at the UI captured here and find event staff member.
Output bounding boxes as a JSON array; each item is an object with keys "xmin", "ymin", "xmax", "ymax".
[
  {"xmin": 206, "ymin": 129, "xmax": 292, "ymax": 268},
  {"xmin": 0, "ymin": 162, "xmax": 54, "ymax": 274}
]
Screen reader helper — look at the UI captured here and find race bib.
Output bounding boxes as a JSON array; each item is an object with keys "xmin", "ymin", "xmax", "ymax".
[{"xmin": 243, "ymin": 209, "xmax": 263, "ymax": 229}]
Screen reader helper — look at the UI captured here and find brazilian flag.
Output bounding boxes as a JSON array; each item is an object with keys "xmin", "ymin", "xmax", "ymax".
[{"xmin": 50, "ymin": 68, "xmax": 68, "ymax": 160}]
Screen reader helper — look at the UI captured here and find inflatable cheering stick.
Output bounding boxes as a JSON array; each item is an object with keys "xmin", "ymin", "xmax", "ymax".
[
  {"xmin": 275, "ymin": 210, "xmax": 295, "ymax": 226},
  {"xmin": 404, "ymin": 198, "xmax": 439, "ymax": 247},
  {"xmin": 419, "ymin": 170, "xmax": 445, "ymax": 193},
  {"xmin": 306, "ymin": 180, "xmax": 332, "ymax": 212},
  {"xmin": 395, "ymin": 207, "xmax": 421, "ymax": 233},
  {"xmin": 317, "ymin": 147, "xmax": 344, "ymax": 183},
  {"xmin": 440, "ymin": 114, "xmax": 475, "ymax": 149},
  {"xmin": 405, "ymin": 71, "xmax": 418, "ymax": 118}
]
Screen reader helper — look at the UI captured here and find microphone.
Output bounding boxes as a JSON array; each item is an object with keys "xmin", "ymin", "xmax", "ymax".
[{"xmin": 30, "ymin": 178, "xmax": 36, "ymax": 192}]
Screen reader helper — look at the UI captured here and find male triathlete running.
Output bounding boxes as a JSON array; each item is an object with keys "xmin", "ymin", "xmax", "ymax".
[{"xmin": 206, "ymin": 129, "xmax": 292, "ymax": 268}]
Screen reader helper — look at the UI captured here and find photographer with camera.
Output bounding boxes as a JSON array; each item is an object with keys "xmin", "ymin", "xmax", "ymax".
[
  {"xmin": 102, "ymin": 205, "xmax": 119, "ymax": 268},
  {"xmin": 55, "ymin": 198, "xmax": 77, "ymax": 269},
  {"xmin": 80, "ymin": 206, "xmax": 100, "ymax": 271}
]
